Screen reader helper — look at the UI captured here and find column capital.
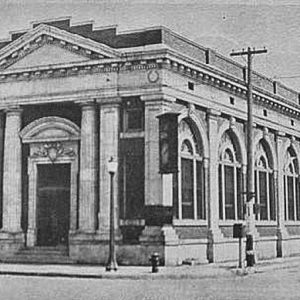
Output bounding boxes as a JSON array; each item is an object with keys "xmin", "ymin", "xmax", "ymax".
[
  {"xmin": 140, "ymin": 93, "xmax": 176, "ymax": 103},
  {"xmin": 96, "ymin": 96, "xmax": 122, "ymax": 106},
  {"xmin": 207, "ymin": 108, "xmax": 221, "ymax": 119},
  {"xmin": 276, "ymin": 131, "xmax": 286, "ymax": 138},
  {"xmin": 78, "ymin": 101, "xmax": 97, "ymax": 111},
  {"xmin": 5, "ymin": 105, "xmax": 23, "ymax": 114}
]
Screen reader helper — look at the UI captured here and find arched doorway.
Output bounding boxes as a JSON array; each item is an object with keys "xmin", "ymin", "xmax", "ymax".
[{"xmin": 20, "ymin": 117, "xmax": 80, "ymax": 247}]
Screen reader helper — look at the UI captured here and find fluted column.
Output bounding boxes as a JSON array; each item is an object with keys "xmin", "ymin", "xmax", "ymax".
[
  {"xmin": 2, "ymin": 107, "xmax": 22, "ymax": 232},
  {"xmin": 98, "ymin": 99, "xmax": 120, "ymax": 239},
  {"xmin": 79, "ymin": 102, "xmax": 98, "ymax": 232}
]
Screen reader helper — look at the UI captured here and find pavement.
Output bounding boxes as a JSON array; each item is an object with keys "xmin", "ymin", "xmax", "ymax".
[{"xmin": 0, "ymin": 256, "xmax": 300, "ymax": 280}]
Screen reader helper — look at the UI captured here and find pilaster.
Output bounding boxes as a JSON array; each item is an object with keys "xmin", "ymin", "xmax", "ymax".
[
  {"xmin": 78, "ymin": 101, "xmax": 98, "ymax": 232},
  {"xmin": 276, "ymin": 131, "xmax": 288, "ymax": 256},
  {"xmin": 2, "ymin": 107, "xmax": 23, "ymax": 233},
  {"xmin": 203, "ymin": 157, "xmax": 209, "ymax": 220},
  {"xmin": 97, "ymin": 98, "xmax": 121, "ymax": 240},
  {"xmin": 139, "ymin": 94, "xmax": 176, "ymax": 249},
  {"xmin": 206, "ymin": 108, "xmax": 223, "ymax": 262},
  {"xmin": 141, "ymin": 93, "xmax": 175, "ymax": 207}
]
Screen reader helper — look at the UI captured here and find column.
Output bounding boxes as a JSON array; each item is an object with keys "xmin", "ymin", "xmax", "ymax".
[
  {"xmin": 203, "ymin": 158, "xmax": 209, "ymax": 220},
  {"xmin": 98, "ymin": 99, "xmax": 120, "ymax": 239},
  {"xmin": 79, "ymin": 102, "xmax": 98, "ymax": 232},
  {"xmin": 207, "ymin": 108, "xmax": 223, "ymax": 262},
  {"xmin": 276, "ymin": 132, "xmax": 288, "ymax": 256},
  {"xmin": 2, "ymin": 107, "xmax": 22, "ymax": 232}
]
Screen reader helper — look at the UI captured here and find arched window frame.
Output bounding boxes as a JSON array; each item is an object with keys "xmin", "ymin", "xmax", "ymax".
[
  {"xmin": 283, "ymin": 148, "xmax": 300, "ymax": 221},
  {"xmin": 254, "ymin": 142, "xmax": 275, "ymax": 221},
  {"xmin": 176, "ymin": 119, "xmax": 205, "ymax": 221},
  {"xmin": 218, "ymin": 134, "xmax": 242, "ymax": 221}
]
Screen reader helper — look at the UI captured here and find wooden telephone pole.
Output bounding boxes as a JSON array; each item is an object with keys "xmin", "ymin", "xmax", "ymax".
[{"xmin": 230, "ymin": 47, "xmax": 267, "ymax": 266}]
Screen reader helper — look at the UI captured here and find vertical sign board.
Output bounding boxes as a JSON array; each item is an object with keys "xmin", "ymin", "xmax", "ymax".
[{"xmin": 157, "ymin": 112, "xmax": 180, "ymax": 174}]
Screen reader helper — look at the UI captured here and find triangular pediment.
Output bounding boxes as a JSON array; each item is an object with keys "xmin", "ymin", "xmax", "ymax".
[
  {"xmin": 0, "ymin": 24, "xmax": 121, "ymax": 70},
  {"xmin": 7, "ymin": 43, "xmax": 89, "ymax": 69}
]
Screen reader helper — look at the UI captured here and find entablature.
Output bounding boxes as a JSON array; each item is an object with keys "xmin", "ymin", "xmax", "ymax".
[{"xmin": 0, "ymin": 47, "xmax": 299, "ymax": 122}]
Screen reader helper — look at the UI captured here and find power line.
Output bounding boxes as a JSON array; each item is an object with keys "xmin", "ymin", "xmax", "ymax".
[{"xmin": 274, "ymin": 75, "xmax": 300, "ymax": 79}]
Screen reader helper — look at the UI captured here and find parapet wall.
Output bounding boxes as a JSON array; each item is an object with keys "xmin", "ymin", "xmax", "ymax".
[
  {"xmin": 0, "ymin": 17, "xmax": 299, "ymax": 105},
  {"xmin": 163, "ymin": 29, "xmax": 300, "ymax": 105}
]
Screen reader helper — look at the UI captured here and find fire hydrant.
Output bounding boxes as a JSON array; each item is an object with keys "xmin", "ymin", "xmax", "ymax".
[{"xmin": 149, "ymin": 252, "xmax": 160, "ymax": 273}]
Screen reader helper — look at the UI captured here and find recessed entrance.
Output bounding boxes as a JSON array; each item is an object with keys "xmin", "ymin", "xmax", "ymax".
[{"xmin": 36, "ymin": 164, "xmax": 71, "ymax": 246}]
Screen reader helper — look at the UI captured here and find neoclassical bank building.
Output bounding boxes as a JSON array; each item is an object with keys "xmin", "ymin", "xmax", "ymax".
[{"xmin": 0, "ymin": 17, "xmax": 299, "ymax": 265}]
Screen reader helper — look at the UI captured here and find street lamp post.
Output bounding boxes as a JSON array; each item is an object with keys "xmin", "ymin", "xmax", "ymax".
[{"xmin": 106, "ymin": 157, "xmax": 118, "ymax": 271}]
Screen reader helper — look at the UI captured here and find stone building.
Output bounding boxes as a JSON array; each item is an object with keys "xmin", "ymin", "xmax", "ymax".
[{"xmin": 0, "ymin": 17, "xmax": 299, "ymax": 265}]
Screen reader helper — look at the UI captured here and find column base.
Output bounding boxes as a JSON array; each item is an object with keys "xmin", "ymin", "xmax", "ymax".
[
  {"xmin": 0, "ymin": 230, "xmax": 25, "ymax": 258},
  {"xmin": 207, "ymin": 227, "xmax": 224, "ymax": 263},
  {"xmin": 276, "ymin": 227, "xmax": 288, "ymax": 257},
  {"xmin": 139, "ymin": 225, "xmax": 180, "ymax": 265},
  {"xmin": 26, "ymin": 228, "xmax": 36, "ymax": 247}
]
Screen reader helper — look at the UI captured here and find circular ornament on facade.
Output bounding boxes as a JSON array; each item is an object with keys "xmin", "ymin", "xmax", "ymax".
[{"xmin": 147, "ymin": 70, "xmax": 159, "ymax": 83}]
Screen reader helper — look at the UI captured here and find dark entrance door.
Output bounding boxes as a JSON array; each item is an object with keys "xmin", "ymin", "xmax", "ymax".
[{"xmin": 36, "ymin": 164, "xmax": 71, "ymax": 246}]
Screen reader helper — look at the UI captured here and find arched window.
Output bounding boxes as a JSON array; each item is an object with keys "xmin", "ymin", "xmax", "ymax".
[
  {"xmin": 218, "ymin": 131, "xmax": 243, "ymax": 220},
  {"xmin": 174, "ymin": 119, "xmax": 205, "ymax": 220},
  {"xmin": 255, "ymin": 141, "xmax": 276, "ymax": 221},
  {"xmin": 284, "ymin": 147, "xmax": 300, "ymax": 221}
]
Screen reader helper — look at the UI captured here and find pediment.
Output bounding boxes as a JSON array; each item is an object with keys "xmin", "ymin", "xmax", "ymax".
[
  {"xmin": 7, "ymin": 43, "xmax": 89, "ymax": 69},
  {"xmin": 0, "ymin": 24, "xmax": 121, "ymax": 70},
  {"xmin": 20, "ymin": 116, "xmax": 81, "ymax": 143}
]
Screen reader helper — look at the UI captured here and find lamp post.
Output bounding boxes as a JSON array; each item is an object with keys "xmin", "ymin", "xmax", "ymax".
[{"xmin": 106, "ymin": 157, "xmax": 118, "ymax": 271}]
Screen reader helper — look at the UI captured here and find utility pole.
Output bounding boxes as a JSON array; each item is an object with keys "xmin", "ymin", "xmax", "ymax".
[{"xmin": 230, "ymin": 47, "xmax": 267, "ymax": 267}]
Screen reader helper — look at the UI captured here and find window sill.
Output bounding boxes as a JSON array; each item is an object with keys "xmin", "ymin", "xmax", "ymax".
[
  {"xmin": 173, "ymin": 219, "xmax": 207, "ymax": 226},
  {"xmin": 255, "ymin": 221, "xmax": 277, "ymax": 226},
  {"xmin": 218, "ymin": 220, "xmax": 245, "ymax": 226},
  {"xmin": 218, "ymin": 220, "xmax": 277, "ymax": 226},
  {"xmin": 284, "ymin": 221, "xmax": 300, "ymax": 226}
]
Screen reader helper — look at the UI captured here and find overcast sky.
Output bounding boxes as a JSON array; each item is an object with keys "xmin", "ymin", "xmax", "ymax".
[{"xmin": 0, "ymin": 0, "xmax": 299, "ymax": 91}]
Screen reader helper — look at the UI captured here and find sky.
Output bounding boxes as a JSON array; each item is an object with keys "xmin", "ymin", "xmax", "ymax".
[{"xmin": 0, "ymin": 0, "xmax": 299, "ymax": 91}]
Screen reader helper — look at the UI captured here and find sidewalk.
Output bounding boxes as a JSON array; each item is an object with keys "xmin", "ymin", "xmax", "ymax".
[{"xmin": 0, "ymin": 256, "xmax": 299, "ymax": 280}]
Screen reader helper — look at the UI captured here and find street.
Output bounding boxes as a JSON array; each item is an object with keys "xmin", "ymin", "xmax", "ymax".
[{"xmin": 1, "ymin": 263, "xmax": 300, "ymax": 300}]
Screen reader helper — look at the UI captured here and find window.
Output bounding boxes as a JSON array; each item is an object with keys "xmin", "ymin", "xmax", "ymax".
[
  {"xmin": 188, "ymin": 81, "xmax": 194, "ymax": 91},
  {"xmin": 254, "ymin": 142, "xmax": 276, "ymax": 221},
  {"xmin": 120, "ymin": 138, "xmax": 144, "ymax": 219},
  {"xmin": 284, "ymin": 147, "xmax": 300, "ymax": 221},
  {"xmin": 218, "ymin": 131, "xmax": 243, "ymax": 220},
  {"xmin": 121, "ymin": 97, "xmax": 144, "ymax": 132},
  {"xmin": 175, "ymin": 119, "xmax": 205, "ymax": 220}
]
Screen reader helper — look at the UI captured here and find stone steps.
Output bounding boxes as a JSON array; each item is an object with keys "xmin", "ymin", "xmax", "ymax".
[{"xmin": 0, "ymin": 246, "xmax": 75, "ymax": 264}]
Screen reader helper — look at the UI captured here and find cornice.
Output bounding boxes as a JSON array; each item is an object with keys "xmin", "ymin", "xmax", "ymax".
[{"xmin": 0, "ymin": 48, "xmax": 299, "ymax": 120}]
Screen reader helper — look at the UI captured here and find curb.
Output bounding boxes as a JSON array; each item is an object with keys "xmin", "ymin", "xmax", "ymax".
[
  {"xmin": 0, "ymin": 257, "xmax": 299, "ymax": 280},
  {"xmin": 0, "ymin": 270, "xmax": 231, "ymax": 280}
]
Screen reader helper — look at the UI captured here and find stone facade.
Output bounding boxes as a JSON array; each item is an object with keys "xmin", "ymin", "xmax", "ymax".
[{"xmin": 0, "ymin": 17, "xmax": 299, "ymax": 265}]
